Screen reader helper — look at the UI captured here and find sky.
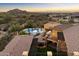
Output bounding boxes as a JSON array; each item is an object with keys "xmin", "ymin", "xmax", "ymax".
[{"xmin": 0, "ymin": 3, "xmax": 79, "ymax": 12}]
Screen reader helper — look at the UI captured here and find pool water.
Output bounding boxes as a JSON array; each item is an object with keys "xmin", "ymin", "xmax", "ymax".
[{"xmin": 23, "ymin": 28, "xmax": 45, "ymax": 35}]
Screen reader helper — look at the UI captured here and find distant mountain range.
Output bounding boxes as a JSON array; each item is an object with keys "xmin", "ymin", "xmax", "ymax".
[
  {"xmin": 1, "ymin": 9, "xmax": 79, "ymax": 15},
  {"xmin": 7, "ymin": 9, "xmax": 27, "ymax": 14}
]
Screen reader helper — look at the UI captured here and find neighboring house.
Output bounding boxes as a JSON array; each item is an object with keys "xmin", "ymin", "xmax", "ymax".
[{"xmin": 73, "ymin": 19, "xmax": 79, "ymax": 23}]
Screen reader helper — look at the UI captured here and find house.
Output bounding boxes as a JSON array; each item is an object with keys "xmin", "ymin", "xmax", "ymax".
[
  {"xmin": 44, "ymin": 22, "xmax": 61, "ymax": 30},
  {"xmin": 44, "ymin": 22, "xmax": 79, "ymax": 55},
  {"xmin": 73, "ymin": 19, "xmax": 79, "ymax": 23}
]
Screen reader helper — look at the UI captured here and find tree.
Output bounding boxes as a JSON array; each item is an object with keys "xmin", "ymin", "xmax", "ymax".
[
  {"xmin": 0, "ymin": 33, "xmax": 13, "ymax": 51},
  {"xmin": 19, "ymin": 31, "xmax": 27, "ymax": 35},
  {"xmin": 9, "ymin": 22, "xmax": 21, "ymax": 32},
  {"xmin": 0, "ymin": 16, "xmax": 12, "ymax": 24},
  {"xmin": 26, "ymin": 20, "xmax": 37, "ymax": 28}
]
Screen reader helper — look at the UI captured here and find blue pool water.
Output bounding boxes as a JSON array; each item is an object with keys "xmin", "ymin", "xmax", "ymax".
[{"xmin": 23, "ymin": 28, "xmax": 44, "ymax": 35}]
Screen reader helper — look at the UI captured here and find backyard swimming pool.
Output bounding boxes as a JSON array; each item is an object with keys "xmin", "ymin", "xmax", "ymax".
[{"xmin": 23, "ymin": 28, "xmax": 45, "ymax": 35}]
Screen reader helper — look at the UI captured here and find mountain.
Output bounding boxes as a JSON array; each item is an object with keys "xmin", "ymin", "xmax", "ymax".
[
  {"xmin": 1, "ymin": 8, "xmax": 79, "ymax": 16},
  {"xmin": 7, "ymin": 9, "xmax": 27, "ymax": 14}
]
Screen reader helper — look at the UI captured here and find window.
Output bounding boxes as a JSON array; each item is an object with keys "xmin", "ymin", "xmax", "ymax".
[{"xmin": 57, "ymin": 32, "xmax": 65, "ymax": 41}]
